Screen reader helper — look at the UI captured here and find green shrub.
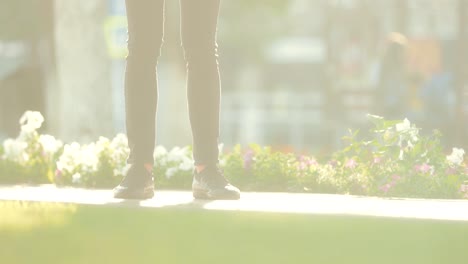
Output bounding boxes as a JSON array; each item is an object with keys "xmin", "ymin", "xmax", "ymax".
[{"xmin": 1, "ymin": 111, "xmax": 467, "ymax": 199}]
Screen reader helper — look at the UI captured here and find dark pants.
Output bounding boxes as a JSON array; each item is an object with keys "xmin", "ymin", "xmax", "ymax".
[{"xmin": 124, "ymin": 0, "xmax": 221, "ymax": 166}]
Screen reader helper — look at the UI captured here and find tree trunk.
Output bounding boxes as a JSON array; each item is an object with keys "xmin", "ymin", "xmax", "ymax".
[{"xmin": 53, "ymin": 0, "xmax": 113, "ymax": 143}]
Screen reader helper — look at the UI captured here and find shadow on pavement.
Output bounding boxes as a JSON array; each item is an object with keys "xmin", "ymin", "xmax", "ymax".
[{"xmin": 103, "ymin": 191, "xmax": 218, "ymax": 211}]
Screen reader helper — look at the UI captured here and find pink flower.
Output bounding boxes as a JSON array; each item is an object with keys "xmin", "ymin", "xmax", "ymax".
[
  {"xmin": 446, "ymin": 167, "xmax": 457, "ymax": 175},
  {"xmin": 414, "ymin": 163, "xmax": 433, "ymax": 174},
  {"xmin": 328, "ymin": 160, "xmax": 338, "ymax": 168},
  {"xmin": 307, "ymin": 158, "xmax": 318, "ymax": 166},
  {"xmin": 373, "ymin": 157, "xmax": 382, "ymax": 164},
  {"xmin": 345, "ymin": 159, "xmax": 357, "ymax": 169},
  {"xmin": 298, "ymin": 155, "xmax": 318, "ymax": 169},
  {"xmin": 297, "ymin": 162, "xmax": 307, "ymax": 171},
  {"xmin": 391, "ymin": 174, "xmax": 401, "ymax": 181},
  {"xmin": 243, "ymin": 149, "xmax": 254, "ymax": 169},
  {"xmin": 460, "ymin": 185, "xmax": 468, "ymax": 199},
  {"xmin": 460, "ymin": 185, "xmax": 468, "ymax": 192},
  {"xmin": 54, "ymin": 169, "xmax": 63, "ymax": 182},
  {"xmin": 379, "ymin": 183, "xmax": 392, "ymax": 193}
]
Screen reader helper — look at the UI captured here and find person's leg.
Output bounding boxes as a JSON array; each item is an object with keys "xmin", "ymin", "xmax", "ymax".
[
  {"xmin": 180, "ymin": 0, "xmax": 221, "ymax": 169},
  {"xmin": 114, "ymin": 0, "xmax": 165, "ymax": 199},
  {"xmin": 125, "ymin": 0, "xmax": 165, "ymax": 168},
  {"xmin": 180, "ymin": 0, "xmax": 240, "ymax": 200}
]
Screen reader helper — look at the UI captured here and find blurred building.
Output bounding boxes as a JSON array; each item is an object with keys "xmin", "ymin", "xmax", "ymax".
[
  {"xmin": 0, "ymin": 0, "xmax": 53, "ymax": 139},
  {"xmin": 0, "ymin": 0, "xmax": 466, "ymax": 153},
  {"xmin": 219, "ymin": 0, "xmax": 467, "ymax": 152}
]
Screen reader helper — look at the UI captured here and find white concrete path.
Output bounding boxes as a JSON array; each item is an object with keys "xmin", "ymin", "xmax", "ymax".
[{"xmin": 1, "ymin": 185, "xmax": 468, "ymax": 221}]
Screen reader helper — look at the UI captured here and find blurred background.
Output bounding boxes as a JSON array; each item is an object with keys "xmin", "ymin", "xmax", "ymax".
[{"xmin": 1, "ymin": 0, "xmax": 467, "ymax": 154}]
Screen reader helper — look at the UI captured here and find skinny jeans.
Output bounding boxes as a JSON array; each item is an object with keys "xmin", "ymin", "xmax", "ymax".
[{"xmin": 124, "ymin": 0, "xmax": 221, "ymax": 166}]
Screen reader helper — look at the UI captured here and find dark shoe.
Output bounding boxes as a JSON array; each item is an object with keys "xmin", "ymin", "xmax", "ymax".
[
  {"xmin": 113, "ymin": 165, "xmax": 154, "ymax": 199},
  {"xmin": 192, "ymin": 165, "xmax": 240, "ymax": 200}
]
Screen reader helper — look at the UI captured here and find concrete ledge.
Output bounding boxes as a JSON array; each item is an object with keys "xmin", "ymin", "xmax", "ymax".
[{"xmin": 1, "ymin": 184, "xmax": 468, "ymax": 221}]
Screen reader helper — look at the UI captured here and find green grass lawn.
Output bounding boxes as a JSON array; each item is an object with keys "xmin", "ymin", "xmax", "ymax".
[{"xmin": 1, "ymin": 201, "xmax": 467, "ymax": 264}]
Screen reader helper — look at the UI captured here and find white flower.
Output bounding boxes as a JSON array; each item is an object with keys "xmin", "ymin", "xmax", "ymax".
[
  {"xmin": 219, "ymin": 158, "xmax": 227, "ymax": 167},
  {"xmin": 218, "ymin": 143, "xmax": 224, "ymax": 154},
  {"xmin": 399, "ymin": 149, "xmax": 404, "ymax": 160},
  {"xmin": 156, "ymin": 157, "xmax": 167, "ymax": 166},
  {"xmin": 80, "ymin": 143, "xmax": 99, "ymax": 172},
  {"xmin": 447, "ymin": 148, "xmax": 465, "ymax": 166},
  {"xmin": 19, "ymin": 111, "xmax": 44, "ymax": 132},
  {"xmin": 396, "ymin": 118, "xmax": 419, "ymax": 144},
  {"xmin": 111, "ymin": 133, "xmax": 128, "ymax": 148},
  {"xmin": 165, "ymin": 167, "xmax": 178, "ymax": 179},
  {"xmin": 396, "ymin": 118, "xmax": 411, "ymax": 132},
  {"xmin": 72, "ymin": 173, "xmax": 82, "ymax": 184},
  {"xmin": 111, "ymin": 148, "xmax": 129, "ymax": 168},
  {"xmin": 113, "ymin": 163, "xmax": 131, "ymax": 177},
  {"xmin": 407, "ymin": 140, "xmax": 414, "ymax": 149},
  {"xmin": 95, "ymin": 136, "xmax": 110, "ymax": 153},
  {"xmin": 2, "ymin": 139, "xmax": 28, "ymax": 162},
  {"xmin": 178, "ymin": 157, "xmax": 193, "ymax": 171},
  {"xmin": 39, "ymin": 134, "xmax": 63, "ymax": 155},
  {"xmin": 56, "ymin": 142, "xmax": 81, "ymax": 173},
  {"xmin": 167, "ymin": 146, "xmax": 189, "ymax": 163},
  {"xmin": 410, "ymin": 130, "xmax": 419, "ymax": 142},
  {"xmin": 154, "ymin": 145, "xmax": 168, "ymax": 158},
  {"xmin": 154, "ymin": 145, "xmax": 168, "ymax": 165},
  {"xmin": 109, "ymin": 134, "xmax": 130, "ymax": 166},
  {"xmin": 20, "ymin": 124, "xmax": 36, "ymax": 135},
  {"xmin": 57, "ymin": 142, "xmax": 100, "ymax": 174}
]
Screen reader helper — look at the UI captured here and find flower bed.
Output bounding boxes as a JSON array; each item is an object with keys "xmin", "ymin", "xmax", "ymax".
[{"xmin": 1, "ymin": 111, "xmax": 467, "ymax": 199}]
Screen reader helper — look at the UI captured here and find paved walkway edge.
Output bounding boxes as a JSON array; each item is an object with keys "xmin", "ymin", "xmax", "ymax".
[{"xmin": 1, "ymin": 185, "xmax": 468, "ymax": 221}]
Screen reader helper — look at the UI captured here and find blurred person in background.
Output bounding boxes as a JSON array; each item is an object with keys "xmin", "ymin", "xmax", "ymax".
[
  {"xmin": 113, "ymin": 0, "xmax": 241, "ymax": 200},
  {"xmin": 420, "ymin": 68, "xmax": 456, "ymax": 138},
  {"xmin": 374, "ymin": 32, "xmax": 410, "ymax": 120}
]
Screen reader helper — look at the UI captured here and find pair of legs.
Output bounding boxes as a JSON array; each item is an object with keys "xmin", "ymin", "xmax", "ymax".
[
  {"xmin": 116, "ymin": 0, "xmax": 240, "ymax": 200},
  {"xmin": 124, "ymin": 0, "xmax": 221, "ymax": 170}
]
